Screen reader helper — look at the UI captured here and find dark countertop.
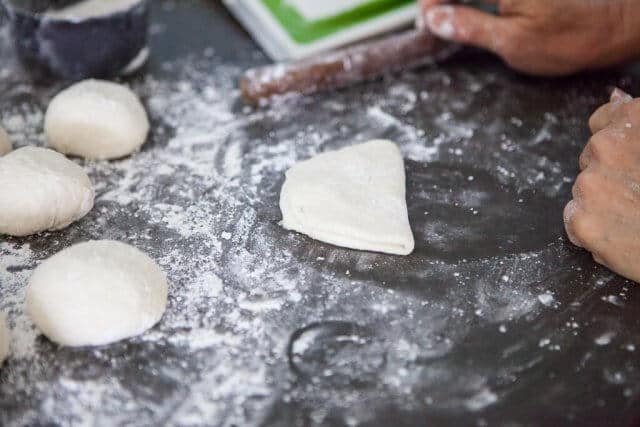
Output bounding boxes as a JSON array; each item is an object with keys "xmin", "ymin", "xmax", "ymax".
[{"xmin": 1, "ymin": 1, "xmax": 640, "ymax": 426}]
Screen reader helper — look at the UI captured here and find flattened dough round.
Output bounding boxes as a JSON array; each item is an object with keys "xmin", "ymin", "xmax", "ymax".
[
  {"xmin": 280, "ymin": 139, "xmax": 415, "ymax": 255},
  {"xmin": 45, "ymin": 79, "xmax": 150, "ymax": 160},
  {"xmin": 0, "ymin": 314, "xmax": 9, "ymax": 366},
  {"xmin": 0, "ymin": 126, "xmax": 10, "ymax": 156},
  {"xmin": 0, "ymin": 147, "xmax": 94, "ymax": 237},
  {"xmin": 27, "ymin": 240, "xmax": 168, "ymax": 347}
]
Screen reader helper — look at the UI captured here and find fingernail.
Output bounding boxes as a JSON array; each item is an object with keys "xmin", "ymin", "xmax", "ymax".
[
  {"xmin": 610, "ymin": 87, "xmax": 633, "ymax": 103},
  {"xmin": 425, "ymin": 6, "xmax": 456, "ymax": 40}
]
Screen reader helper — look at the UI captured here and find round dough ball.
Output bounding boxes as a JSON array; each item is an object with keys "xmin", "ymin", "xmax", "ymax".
[
  {"xmin": 27, "ymin": 240, "xmax": 168, "ymax": 347},
  {"xmin": 0, "ymin": 126, "xmax": 11, "ymax": 156},
  {"xmin": 45, "ymin": 79, "xmax": 150, "ymax": 160},
  {"xmin": 0, "ymin": 147, "xmax": 94, "ymax": 237},
  {"xmin": 0, "ymin": 314, "xmax": 9, "ymax": 366}
]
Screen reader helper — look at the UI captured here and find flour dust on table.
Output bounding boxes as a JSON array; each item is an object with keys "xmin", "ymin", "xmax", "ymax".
[
  {"xmin": 0, "ymin": 147, "xmax": 94, "ymax": 237},
  {"xmin": 27, "ymin": 240, "xmax": 168, "ymax": 347},
  {"xmin": 280, "ymin": 139, "xmax": 415, "ymax": 255}
]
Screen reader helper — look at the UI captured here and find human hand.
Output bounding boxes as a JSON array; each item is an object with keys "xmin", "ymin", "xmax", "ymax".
[
  {"xmin": 418, "ymin": 0, "xmax": 640, "ymax": 76},
  {"xmin": 564, "ymin": 88, "xmax": 640, "ymax": 283}
]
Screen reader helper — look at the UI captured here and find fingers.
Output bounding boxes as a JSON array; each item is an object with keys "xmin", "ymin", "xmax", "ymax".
[
  {"xmin": 566, "ymin": 92, "xmax": 640, "ymax": 283},
  {"xmin": 421, "ymin": 5, "xmax": 512, "ymax": 55},
  {"xmin": 563, "ymin": 199, "xmax": 584, "ymax": 247},
  {"xmin": 564, "ymin": 191, "xmax": 610, "ymax": 262},
  {"xmin": 572, "ymin": 166, "xmax": 640, "ymax": 220},
  {"xmin": 563, "ymin": 196, "xmax": 605, "ymax": 256},
  {"xmin": 589, "ymin": 103, "xmax": 621, "ymax": 134},
  {"xmin": 582, "ymin": 104, "xmax": 640, "ymax": 177},
  {"xmin": 417, "ymin": 0, "xmax": 447, "ymax": 29},
  {"xmin": 588, "ymin": 88, "xmax": 633, "ymax": 134},
  {"xmin": 565, "ymin": 185, "xmax": 640, "ymax": 280},
  {"xmin": 579, "ymin": 129, "xmax": 615, "ymax": 171}
]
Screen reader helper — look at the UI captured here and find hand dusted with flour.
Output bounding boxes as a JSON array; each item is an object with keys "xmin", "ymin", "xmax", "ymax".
[
  {"xmin": 280, "ymin": 140, "xmax": 415, "ymax": 255},
  {"xmin": 564, "ymin": 88, "xmax": 640, "ymax": 283},
  {"xmin": 420, "ymin": 0, "xmax": 640, "ymax": 76}
]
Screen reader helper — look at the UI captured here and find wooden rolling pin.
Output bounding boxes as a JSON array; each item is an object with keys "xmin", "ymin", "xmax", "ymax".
[{"xmin": 240, "ymin": 30, "xmax": 457, "ymax": 104}]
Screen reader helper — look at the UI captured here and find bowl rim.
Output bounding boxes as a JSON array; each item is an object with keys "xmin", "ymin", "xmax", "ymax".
[{"xmin": 1, "ymin": 0, "xmax": 149, "ymax": 23}]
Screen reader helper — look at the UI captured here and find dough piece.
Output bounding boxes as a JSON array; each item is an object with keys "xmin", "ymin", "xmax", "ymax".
[
  {"xmin": 45, "ymin": 79, "xmax": 150, "ymax": 160},
  {"xmin": 0, "ymin": 314, "xmax": 9, "ymax": 366},
  {"xmin": 280, "ymin": 139, "xmax": 415, "ymax": 255},
  {"xmin": 0, "ymin": 147, "xmax": 94, "ymax": 237},
  {"xmin": 0, "ymin": 126, "xmax": 10, "ymax": 156},
  {"xmin": 27, "ymin": 240, "xmax": 168, "ymax": 347}
]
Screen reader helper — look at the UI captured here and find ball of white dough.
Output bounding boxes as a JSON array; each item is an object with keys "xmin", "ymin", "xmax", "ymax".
[
  {"xmin": 27, "ymin": 240, "xmax": 168, "ymax": 347},
  {"xmin": 0, "ymin": 147, "xmax": 94, "ymax": 237},
  {"xmin": 0, "ymin": 314, "xmax": 9, "ymax": 366},
  {"xmin": 45, "ymin": 79, "xmax": 150, "ymax": 160},
  {"xmin": 0, "ymin": 126, "xmax": 10, "ymax": 156}
]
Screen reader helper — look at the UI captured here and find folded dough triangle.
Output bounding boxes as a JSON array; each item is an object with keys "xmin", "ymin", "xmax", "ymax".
[{"xmin": 280, "ymin": 139, "xmax": 415, "ymax": 255}]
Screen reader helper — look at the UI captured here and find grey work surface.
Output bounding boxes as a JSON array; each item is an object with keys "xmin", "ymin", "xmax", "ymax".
[{"xmin": 1, "ymin": 1, "xmax": 640, "ymax": 426}]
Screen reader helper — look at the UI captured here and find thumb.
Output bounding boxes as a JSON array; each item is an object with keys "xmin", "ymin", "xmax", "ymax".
[{"xmin": 423, "ymin": 5, "xmax": 510, "ymax": 55}]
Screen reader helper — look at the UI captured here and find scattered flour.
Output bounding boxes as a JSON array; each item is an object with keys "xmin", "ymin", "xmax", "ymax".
[
  {"xmin": 595, "ymin": 332, "xmax": 616, "ymax": 346},
  {"xmin": 0, "ymin": 8, "xmax": 636, "ymax": 426},
  {"xmin": 538, "ymin": 292, "xmax": 555, "ymax": 307}
]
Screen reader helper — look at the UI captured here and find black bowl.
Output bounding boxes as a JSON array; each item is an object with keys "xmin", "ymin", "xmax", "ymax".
[{"xmin": 1, "ymin": 0, "xmax": 150, "ymax": 80}]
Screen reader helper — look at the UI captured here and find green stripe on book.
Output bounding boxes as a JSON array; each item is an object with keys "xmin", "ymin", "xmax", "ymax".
[{"xmin": 261, "ymin": 0, "xmax": 414, "ymax": 44}]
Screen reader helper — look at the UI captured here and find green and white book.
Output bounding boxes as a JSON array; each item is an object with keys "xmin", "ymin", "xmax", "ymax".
[{"xmin": 223, "ymin": 0, "xmax": 417, "ymax": 60}]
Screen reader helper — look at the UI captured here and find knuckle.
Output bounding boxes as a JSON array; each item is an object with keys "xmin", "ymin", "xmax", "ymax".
[
  {"xmin": 578, "ymin": 144, "xmax": 592, "ymax": 170},
  {"xmin": 588, "ymin": 107, "xmax": 608, "ymax": 133},
  {"xmin": 573, "ymin": 170, "xmax": 601, "ymax": 201},
  {"xmin": 570, "ymin": 213, "xmax": 597, "ymax": 249},
  {"xmin": 563, "ymin": 199, "xmax": 579, "ymax": 224},
  {"xmin": 587, "ymin": 133, "xmax": 615, "ymax": 164},
  {"xmin": 563, "ymin": 201, "xmax": 596, "ymax": 248}
]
